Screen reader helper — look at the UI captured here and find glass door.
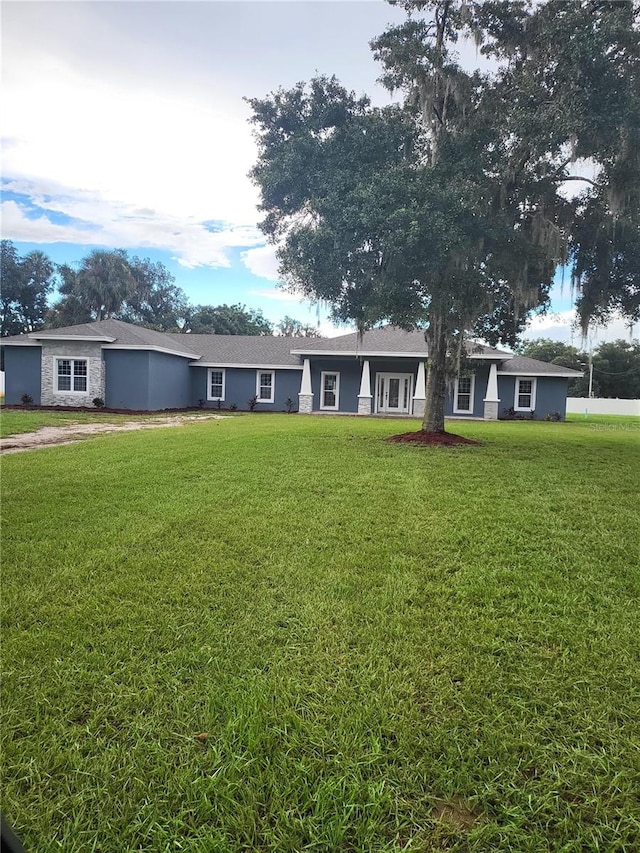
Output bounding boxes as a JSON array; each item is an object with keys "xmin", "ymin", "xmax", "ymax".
[{"xmin": 376, "ymin": 373, "xmax": 413, "ymax": 414}]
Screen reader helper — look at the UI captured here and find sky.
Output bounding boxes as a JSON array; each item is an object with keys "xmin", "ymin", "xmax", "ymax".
[{"xmin": 0, "ymin": 0, "xmax": 633, "ymax": 344}]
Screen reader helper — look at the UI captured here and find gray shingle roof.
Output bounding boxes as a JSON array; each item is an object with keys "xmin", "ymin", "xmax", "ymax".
[
  {"xmin": 291, "ymin": 326, "xmax": 511, "ymax": 358},
  {"xmin": 177, "ymin": 334, "xmax": 303, "ymax": 366},
  {"xmin": 29, "ymin": 319, "xmax": 201, "ymax": 356},
  {"xmin": 497, "ymin": 355, "xmax": 583, "ymax": 377},
  {"xmin": 7, "ymin": 319, "xmax": 301, "ymax": 365},
  {"xmin": 3, "ymin": 319, "xmax": 581, "ymax": 375}
]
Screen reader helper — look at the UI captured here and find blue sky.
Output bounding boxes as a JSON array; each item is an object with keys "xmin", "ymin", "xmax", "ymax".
[{"xmin": 1, "ymin": 0, "xmax": 629, "ymax": 343}]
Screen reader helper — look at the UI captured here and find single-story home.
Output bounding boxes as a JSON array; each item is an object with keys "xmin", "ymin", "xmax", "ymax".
[{"xmin": 1, "ymin": 319, "xmax": 582, "ymax": 419}]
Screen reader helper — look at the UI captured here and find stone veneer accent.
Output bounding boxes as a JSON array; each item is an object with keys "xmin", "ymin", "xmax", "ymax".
[
  {"xmin": 41, "ymin": 341, "xmax": 106, "ymax": 407},
  {"xmin": 357, "ymin": 395, "xmax": 372, "ymax": 415},
  {"xmin": 412, "ymin": 399, "xmax": 426, "ymax": 418},
  {"xmin": 483, "ymin": 400, "xmax": 499, "ymax": 420},
  {"xmin": 298, "ymin": 393, "xmax": 314, "ymax": 414}
]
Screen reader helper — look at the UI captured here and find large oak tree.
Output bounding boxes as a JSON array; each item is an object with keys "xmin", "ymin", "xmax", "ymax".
[{"xmin": 248, "ymin": 0, "xmax": 639, "ymax": 432}]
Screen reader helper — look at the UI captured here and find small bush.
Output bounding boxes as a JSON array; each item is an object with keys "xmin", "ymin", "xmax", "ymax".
[
  {"xmin": 92, "ymin": 397, "xmax": 105, "ymax": 408},
  {"xmin": 21, "ymin": 393, "xmax": 33, "ymax": 406},
  {"xmin": 545, "ymin": 411, "xmax": 562, "ymax": 422},
  {"xmin": 285, "ymin": 397, "xmax": 295, "ymax": 414},
  {"xmin": 500, "ymin": 406, "xmax": 535, "ymax": 421},
  {"xmin": 230, "ymin": 403, "xmax": 238, "ymax": 412},
  {"xmin": 197, "ymin": 398, "xmax": 206, "ymax": 409},
  {"xmin": 248, "ymin": 395, "xmax": 259, "ymax": 412}
]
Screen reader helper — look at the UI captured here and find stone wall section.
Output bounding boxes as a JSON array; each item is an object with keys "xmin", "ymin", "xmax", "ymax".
[
  {"xmin": 298, "ymin": 393, "xmax": 314, "ymax": 414},
  {"xmin": 41, "ymin": 341, "xmax": 105, "ymax": 407}
]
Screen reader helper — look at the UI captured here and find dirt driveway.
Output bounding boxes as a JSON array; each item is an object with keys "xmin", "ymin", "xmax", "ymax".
[{"xmin": 1, "ymin": 414, "xmax": 229, "ymax": 454}]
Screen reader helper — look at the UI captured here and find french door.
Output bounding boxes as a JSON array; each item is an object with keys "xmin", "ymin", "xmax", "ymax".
[{"xmin": 376, "ymin": 373, "xmax": 413, "ymax": 414}]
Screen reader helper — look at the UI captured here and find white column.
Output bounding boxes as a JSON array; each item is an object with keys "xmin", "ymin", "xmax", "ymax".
[
  {"xmin": 412, "ymin": 361, "xmax": 426, "ymax": 418},
  {"xmin": 357, "ymin": 360, "xmax": 372, "ymax": 415},
  {"xmin": 483, "ymin": 362, "xmax": 500, "ymax": 420},
  {"xmin": 298, "ymin": 358, "xmax": 313, "ymax": 413}
]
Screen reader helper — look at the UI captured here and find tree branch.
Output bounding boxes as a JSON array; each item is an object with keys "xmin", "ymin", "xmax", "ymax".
[{"xmin": 559, "ymin": 175, "xmax": 600, "ymax": 187}]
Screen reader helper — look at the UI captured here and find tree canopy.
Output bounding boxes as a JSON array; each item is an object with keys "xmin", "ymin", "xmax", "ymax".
[
  {"xmin": 275, "ymin": 315, "xmax": 323, "ymax": 337},
  {"xmin": 247, "ymin": 0, "xmax": 640, "ymax": 431},
  {"xmin": 183, "ymin": 303, "xmax": 273, "ymax": 335},
  {"xmin": 47, "ymin": 249, "xmax": 189, "ymax": 331},
  {"xmin": 0, "ymin": 240, "xmax": 55, "ymax": 337}
]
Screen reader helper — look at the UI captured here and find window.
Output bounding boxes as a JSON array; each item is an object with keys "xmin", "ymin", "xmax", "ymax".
[
  {"xmin": 256, "ymin": 370, "xmax": 275, "ymax": 403},
  {"xmin": 515, "ymin": 377, "xmax": 537, "ymax": 411},
  {"xmin": 207, "ymin": 368, "xmax": 226, "ymax": 401},
  {"xmin": 56, "ymin": 358, "xmax": 87, "ymax": 393},
  {"xmin": 320, "ymin": 371, "xmax": 340, "ymax": 410},
  {"xmin": 454, "ymin": 374, "xmax": 475, "ymax": 414}
]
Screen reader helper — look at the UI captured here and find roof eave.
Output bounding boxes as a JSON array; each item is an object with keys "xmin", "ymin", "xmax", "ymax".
[{"xmin": 102, "ymin": 344, "xmax": 201, "ymax": 360}]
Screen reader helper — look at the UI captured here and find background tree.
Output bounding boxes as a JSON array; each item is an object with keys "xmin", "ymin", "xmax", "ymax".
[
  {"xmin": 590, "ymin": 339, "xmax": 640, "ymax": 399},
  {"xmin": 275, "ymin": 315, "xmax": 323, "ymax": 337},
  {"xmin": 248, "ymin": 0, "xmax": 640, "ymax": 433},
  {"xmin": 117, "ymin": 257, "xmax": 189, "ymax": 331},
  {"xmin": 184, "ymin": 303, "xmax": 273, "ymax": 335},
  {"xmin": 516, "ymin": 337, "xmax": 591, "ymax": 395},
  {"xmin": 46, "ymin": 251, "xmax": 188, "ymax": 331},
  {"xmin": 1, "ymin": 240, "xmax": 55, "ymax": 336}
]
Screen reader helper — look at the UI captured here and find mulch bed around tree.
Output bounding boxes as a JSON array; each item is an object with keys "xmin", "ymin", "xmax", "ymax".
[{"xmin": 387, "ymin": 430, "xmax": 481, "ymax": 447}]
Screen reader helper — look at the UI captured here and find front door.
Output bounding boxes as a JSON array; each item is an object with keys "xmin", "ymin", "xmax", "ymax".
[{"xmin": 376, "ymin": 373, "xmax": 413, "ymax": 414}]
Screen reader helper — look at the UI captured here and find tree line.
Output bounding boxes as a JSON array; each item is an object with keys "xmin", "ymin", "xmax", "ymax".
[
  {"xmin": 518, "ymin": 338, "xmax": 640, "ymax": 400},
  {"xmin": 0, "ymin": 241, "xmax": 321, "ymax": 338}
]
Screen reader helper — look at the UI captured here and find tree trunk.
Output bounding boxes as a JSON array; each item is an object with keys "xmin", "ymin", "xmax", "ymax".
[{"xmin": 422, "ymin": 318, "xmax": 448, "ymax": 433}]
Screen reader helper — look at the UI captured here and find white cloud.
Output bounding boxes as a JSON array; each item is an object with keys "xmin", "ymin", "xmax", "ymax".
[
  {"xmin": 250, "ymin": 287, "xmax": 300, "ymax": 302},
  {"xmin": 2, "ymin": 52, "xmax": 264, "ymax": 266},
  {"xmin": 523, "ymin": 309, "xmax": 636, "ymax": 347},
  {"xmin": 2, "ymin": 197, "xmax": 264, "ymax": 269},
  {"xmin": 242, "ymin": 244, "xmax": 282, "ymax": 281}
]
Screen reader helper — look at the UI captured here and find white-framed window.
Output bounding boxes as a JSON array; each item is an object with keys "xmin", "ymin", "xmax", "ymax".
[
  {"xmin": 55, "ymin": 358, "xmax": 88, "ymax": 393},
  {"xmin": 454, "ymin": 373, "xmax": 475, "ymax": 414},
  {"xmin": 207, "ymin": 368, "xmax": 226, "ymax": 401},
  {"xmin": 515, "ymin": 377, "xmax": 537, "ymax": 411},
  {"xmin": 320, "ymin": 371, "xmax": 340, "ymax": 410},
  {"xmin": 256, "ymin": 370, "xmax": 275, "ymax": 403}
]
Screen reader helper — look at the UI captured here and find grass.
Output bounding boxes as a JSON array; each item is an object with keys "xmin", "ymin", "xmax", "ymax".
[
  {"xmin": 0, "ymin": 406, "xmax": 216, "ymax": 438},
  {"xmin": 1, "ymin": 414, "xmax": 639, "ymax": 852}
]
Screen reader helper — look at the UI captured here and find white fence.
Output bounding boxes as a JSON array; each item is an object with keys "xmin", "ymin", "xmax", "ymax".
[{"xmin": 567, "ymin": 397, "xmax": 640, "ymax": 416}]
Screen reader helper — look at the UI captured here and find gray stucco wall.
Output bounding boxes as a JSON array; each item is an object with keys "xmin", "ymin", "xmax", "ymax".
[
  {"xmin": 308, "ymin": 358, "xmax": 364, "ymax": 413},
  {"xmin": 3, "ymin": 346, "xmax": 42, "ymax": 405},
  {"xmin": 191, "ymin": 367, "xmax": 303, "ymax": 411},
  {"xmin": 104, "ymin": 350, "xmax": 151, "ymax": 410},
  {"xmin": 104, "ymin": 350, "xmax": 194, "ymax": 410},
  {"xmin": 148, "ymin": 351, "xmax": 192, "ymax": 409},
  {"xmin": 498, "ymin": 375, "xmax": 570, "ymax": 420},
  {"xmin": 444, "ymin": 364, "xmax": 491, "ymax": 417}
]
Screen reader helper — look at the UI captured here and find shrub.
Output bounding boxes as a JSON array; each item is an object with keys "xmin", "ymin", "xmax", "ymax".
[
  {"xmin": 230, "ymin": 403, "xmax": 238, "ymax": 412},
  {"xmin": 21, "ymin": 393, "xmax": 33, "ymax": 406},
  {"xmin": 92, "ymin": 397, "xmax": 105, "ymax": 408},
  {"xmin": 197, "ymin": 398, "xmax": 206, "ymax": 409},
  {"xmin": 545, "ymin": 411, "xmax": 562, "ymax": 422},
  {"xmin": 285, "ymin": 397, "xmax": 295, "ymax": 414},
  {"xmin": 500, "ymin": 406, "xmax": 535, "ymax": 421},
  {"xmin": 248, "ymin": 395, "xmax": 259, "ymax": 412}
]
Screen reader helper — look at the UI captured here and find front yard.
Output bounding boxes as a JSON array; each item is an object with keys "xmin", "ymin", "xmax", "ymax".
[{"xmin": 1, "ymin": 414, "xmax": 639, "ymax": 851}]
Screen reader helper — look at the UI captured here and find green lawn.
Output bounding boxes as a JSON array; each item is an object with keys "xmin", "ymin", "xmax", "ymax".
[{"xmin": 2, "ymin": 415, "xmax": 639, "ymax": 852}]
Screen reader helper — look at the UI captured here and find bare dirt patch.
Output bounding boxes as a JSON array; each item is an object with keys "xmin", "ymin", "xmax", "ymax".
[
  {"xmin": 387, "ymin": 430, "xmax": 480, "ymax": 447},
  {"xmin": 1, "ymin": 414, "xmax": 228, "ymax": 455},
  {"xmin": 431, "ymin": 796, "xmax": 483, "ymax": 831}
]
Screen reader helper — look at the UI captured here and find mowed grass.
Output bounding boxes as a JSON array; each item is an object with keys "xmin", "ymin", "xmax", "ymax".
[
  {"xmin": 1, "ymin": 415, "xmax": 639, "ymax": 852},
  {"xmin": 0, "ymin": 407, "xmax": 218, "ymax": 438}
]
